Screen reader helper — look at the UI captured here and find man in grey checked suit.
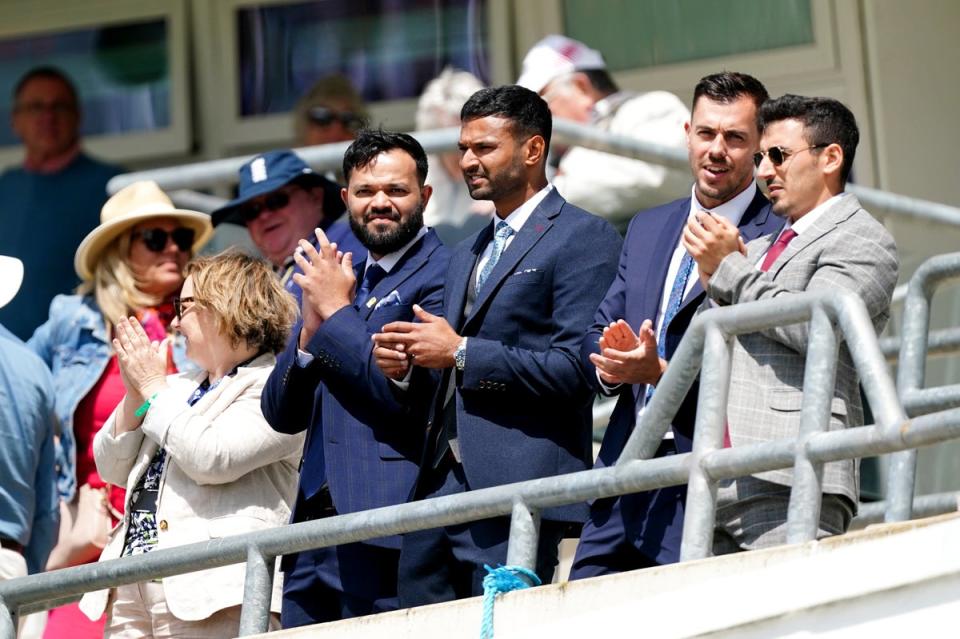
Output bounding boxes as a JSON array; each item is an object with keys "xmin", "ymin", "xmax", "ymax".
[{"xmin": 682, "ymin": 94, "xmax": 899, "ymax": 552}]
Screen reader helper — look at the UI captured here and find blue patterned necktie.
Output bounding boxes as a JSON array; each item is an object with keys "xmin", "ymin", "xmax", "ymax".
[
  {"xmin": 477, "ymin": 221, "xmax": 515, "ymax": 292},
  {"xmin": 645, "ymin": 250, "xmax": 696, "ymax": 402},
  {"xmin": 355, "ymin": 263, "xmax": 386, "ymax": 309}
]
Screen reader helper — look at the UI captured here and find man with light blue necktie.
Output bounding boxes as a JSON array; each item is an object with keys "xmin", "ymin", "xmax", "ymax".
[
  {"xmin": 571, "ymin": 72, "xmax": 783, "ymax": 577},
  {"xmin": 261, "ymin": 130, "xmax": 450, "ymax": 627},
  {"xmin": 373, "ymin": 85, "xmax": 622, "ymax": 605}
]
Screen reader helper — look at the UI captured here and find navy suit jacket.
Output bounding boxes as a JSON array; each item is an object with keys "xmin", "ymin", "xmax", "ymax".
[
  {"xmin": 583, "ymin": 188, "xmax": 782, "ymax": 464},
  {"xmin": 421, "ymin": 189, "xmax": 622, "ymax": 524},
  {"xmin": 263, "ymin": 229, "xmax": 450, "ymax": 550}
]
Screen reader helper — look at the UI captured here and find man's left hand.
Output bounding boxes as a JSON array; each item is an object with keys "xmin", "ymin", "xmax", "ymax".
[{"xmin": 373, "ymin": 305, "xmax": 460, "ymax": 369}]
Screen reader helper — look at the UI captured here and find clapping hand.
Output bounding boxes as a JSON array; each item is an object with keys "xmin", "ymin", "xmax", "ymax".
[
  {"xmin": 682, "ymin": 212, "xmax": 747, "ymax": 288},
  {"xmin": 113, "ymin": 316, "xmax": 170, "ymax": 402},
  {"xmin": 589, "ymin": 319, "xmax": 665, "ymax": 386},
  {"xmin": 293, "ymin": 227, "xmax": 357, "ymax": 349}
]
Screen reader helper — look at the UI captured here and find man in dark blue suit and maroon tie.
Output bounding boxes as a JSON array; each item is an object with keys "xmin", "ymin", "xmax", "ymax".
[
  {"xmin": 373, "ymin": 85, "xmax": 622, "ymax": 605},
  {"xmin": 261, "ymin": 130, "xmax": 450, "ymax": 626},
  {"xmin": 570, "ymin": 72, "xmax": 783, "ymax": 577}
]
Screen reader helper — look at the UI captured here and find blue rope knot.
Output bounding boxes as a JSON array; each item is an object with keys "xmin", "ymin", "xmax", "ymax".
[{"xmin": 480, "ymin": 564, "xmax": 542, "ymax": 639}]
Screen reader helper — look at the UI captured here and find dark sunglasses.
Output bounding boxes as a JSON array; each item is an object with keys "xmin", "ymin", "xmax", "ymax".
[
  {"xmin": 307, "ymin": 106, "xmax": 365, "ymax": 129},
  {"xmin": 240, "ymin": 188, "xmax": 297, "ymax": 223},
  {"xmin": 173, "ymin": 296, "xmax": 195, "ymax": 321},
  {"xmin": 132, "ymin": 227, "xmax": 195, "ymax": 252},
  {"xmin": 753, "ymin": 144, "xmax": 827, "ymax": 168}
]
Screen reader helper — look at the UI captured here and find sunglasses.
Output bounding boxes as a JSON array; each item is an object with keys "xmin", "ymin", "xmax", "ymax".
[
  {"xmin": 753, "ymin": 144, "xmax": 827, "ymax": 168},
  {"xmin": 173, "ymin": 296, "xmax": 195, "ymax": 321},
  {"xmin": 307, "ymin": 106, "xmax": 364, "ymax": 129},
  {"xmin": 132, "ymin": 227, "xmax": 195, "ymax": 252},
  {"xmin": 240, "ymin": 188, "xmax": 298, "ymax": 223}
]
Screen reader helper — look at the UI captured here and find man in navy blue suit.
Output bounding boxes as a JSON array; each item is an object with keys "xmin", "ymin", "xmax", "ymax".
[
  {"xmin": 373, "ymin": 85, "xmax": 622, "ymax": 605},
  {"xmin": 261, "ymin": 130, "xmax": 450, "ymax": 626},
  {"xmin": 570, "ymin": 72, "xmax": 783, "ymax": 578}
]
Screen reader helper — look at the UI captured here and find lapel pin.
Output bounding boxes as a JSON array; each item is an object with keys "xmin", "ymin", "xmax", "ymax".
[{"xmin": 366, "ymin": 297, "xmax": 377, "ymax": 308}]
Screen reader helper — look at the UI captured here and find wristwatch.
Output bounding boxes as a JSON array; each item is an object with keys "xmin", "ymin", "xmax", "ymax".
[{"xmin": 454, "ymin": 337, "xmax": 468, "ymax": 371}]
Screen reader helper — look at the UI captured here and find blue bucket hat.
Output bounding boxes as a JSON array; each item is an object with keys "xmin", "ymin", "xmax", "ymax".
[{"xmin": 212, "ymin": 149, "xmax": 341, "ymax": 227}]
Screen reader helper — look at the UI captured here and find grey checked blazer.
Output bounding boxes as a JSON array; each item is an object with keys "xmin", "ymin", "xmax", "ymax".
[{"xmin": 707, "ymin": 193, "xmax": 899, "ymax": 504}]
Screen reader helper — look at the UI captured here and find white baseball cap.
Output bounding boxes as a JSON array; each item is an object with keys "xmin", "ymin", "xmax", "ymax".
[
  {"xmin": 516, "ymin": 35, "xmax": 607, "ymax": 94},
  {"xmin": 0, "ymin": 256, "xmax": 23, "ymax": 309}
]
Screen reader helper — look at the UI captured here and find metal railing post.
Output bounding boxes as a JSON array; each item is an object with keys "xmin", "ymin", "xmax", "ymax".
[
  {"xmin": 0, "ymin": 599, "xmax": 13, "ymax": 639},
  {"xmin": 786, "ymin": 305, "xmax": 839, "ymax": 543},
  {"xmin": 237, "ymin": 546, "xmax": 275, "ymax": 636},
  {"xmin": 680, "ymin": 323, "xmax": 732, "ymax": 561},
  {"xmin": 505, "ymin": 501, "xmax": 541, "ymax": 584}
]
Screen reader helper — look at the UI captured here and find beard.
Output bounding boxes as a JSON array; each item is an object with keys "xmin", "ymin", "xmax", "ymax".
[{"xmin": 349, "ymin": 201, "xmax": 425, "ymax": 256}]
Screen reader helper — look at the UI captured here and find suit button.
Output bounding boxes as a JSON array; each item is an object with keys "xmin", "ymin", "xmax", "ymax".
[{"xmin": 158, "ymin": 520, "xmax": 168, "ymax": 531}]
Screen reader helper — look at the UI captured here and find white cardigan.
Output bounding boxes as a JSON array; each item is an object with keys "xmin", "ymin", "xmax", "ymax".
[{"xmin": 80, "ymin": 353, "xmax": 304, "ymax": 622}]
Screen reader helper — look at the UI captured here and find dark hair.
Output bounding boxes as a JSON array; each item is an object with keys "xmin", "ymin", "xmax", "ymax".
[
  {"xmin": 759, "ymin": 94, "xmax": 859, "ymax": 185},
  {"xmin": 13, "ymin": 66, "xmax": 78, "ymax": 107},
  {"xmin": 581, "ymin": 69, "xmax": 619, "ymax": 96},
  {"xmin": 693, "ymin": 72, "xmax": 768, "ymax": 110},
  {"xmin": 342, "ymin": 129, "xmax": 429, "ymax": 185},
  {"xmin": 460, "ymin": 85, "xmax": 552, "ymax": 152}
]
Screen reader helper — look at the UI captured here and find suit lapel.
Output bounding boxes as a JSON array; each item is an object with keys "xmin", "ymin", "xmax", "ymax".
[
  {"xmin": 357, "ymin": 230, "xmax": 442, "ymax": 320},
  {"xmin": 446, "ymin": 225, "xmax": 492, "ymax": 331},
  {"xmin": 767, "ymin": 194, "xmax": 857, "ymax": 276},
  {"xmin": 464, "ymin": 190, "xmax": 561, "ymax": 327}
]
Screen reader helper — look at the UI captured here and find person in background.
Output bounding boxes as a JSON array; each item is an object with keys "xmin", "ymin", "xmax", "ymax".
[
  {"xmin": 78, "ymin": 252, "xmax": 303, "ymax": 638},
  {"xmin": 0, "ymin": 255, "xmax": 59, "ymax": 638},
  {"xmin": 28, "ymin": 181, "xmax": 211, "ymax": 639},
  {"xmin": 517, "ymin": 35, "xmax": 690, "ymax": 228},
  {"xmin": 294, "ymin": 74, "xmax": 368, "ymax": 148},
  {"xmin": 210, "ymin": 150, "xmax": 365, "ymax": 303},
  {"xmin": 415, "ymin": 67, "xmax": 494, "ymax": 245},
  {"xmin": 0, "ymin": 66, "xmax": 123, "ymax": 340}
]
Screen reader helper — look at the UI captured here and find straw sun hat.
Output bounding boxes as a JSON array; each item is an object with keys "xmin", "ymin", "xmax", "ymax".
[{"xmin": 74, "ymin": 181, "xmax": 213, "ymax": 281}]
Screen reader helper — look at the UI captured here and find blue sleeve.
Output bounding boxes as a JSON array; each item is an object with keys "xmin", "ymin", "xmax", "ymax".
[
  {"xmin": 25, "ymin": 374, "xmax": 59, "ymax": 574},
  {"xmin": 261, "ymin": 325, "xmax": 323, "ymax": 435}
]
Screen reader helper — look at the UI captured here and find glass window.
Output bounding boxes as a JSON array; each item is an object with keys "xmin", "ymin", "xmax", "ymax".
[
  {"xmin": 562, "ymin": 0, "xmax": 814, "ymax": 71},
  {"xmin": 0, "ymin": 19, "xmax": 170, "ymax": 146},
  {"xmin": 237, "ymin": 0, "xmax": 491, "ymax": 116}
]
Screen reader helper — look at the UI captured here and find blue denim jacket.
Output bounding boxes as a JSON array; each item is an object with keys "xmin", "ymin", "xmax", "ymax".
[{"xmin": 28, "ymin": 295, "xmax": 192, "ymax": 501}]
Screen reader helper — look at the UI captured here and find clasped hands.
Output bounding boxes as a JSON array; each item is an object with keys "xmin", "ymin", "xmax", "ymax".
[
  {"xmin": 113, "ymin": 316, "xmax": 169, "ymax": 405},
  {"xmin": 590, "ymin": 319, "xmax": 665, "ymax": 387},
  {"xmin": 371, "ymin": 305, "xmax": 461, "ymax": 380},
  {"xmin": 293, "ymin": 227, "xmax": 357, "ymax": 349}
]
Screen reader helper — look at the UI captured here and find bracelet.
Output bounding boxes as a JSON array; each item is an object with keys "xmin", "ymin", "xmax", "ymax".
[{"xmin": 134, "ymin": 393, "xmax": 159, "ymax": 418}]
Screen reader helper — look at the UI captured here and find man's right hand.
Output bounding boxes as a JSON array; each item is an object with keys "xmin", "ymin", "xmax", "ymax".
[
  {"xmin": 371, "ymin": 337, "xmax": 411, "ymax": 380},
  {"xmin": 589, "ymin": 319, "xmax": 666, "ymax": 386}
]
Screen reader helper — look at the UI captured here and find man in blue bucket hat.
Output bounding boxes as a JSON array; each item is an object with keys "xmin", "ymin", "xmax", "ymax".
[{"xmin": 212, "ymin": 149, "xmax": 365, "ymax": 301}]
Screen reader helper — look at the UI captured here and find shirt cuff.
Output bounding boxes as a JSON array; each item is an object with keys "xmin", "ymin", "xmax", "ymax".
[
  {"xmin": 596, "ymin": 369, "xmax": 623, "ymax": 395},
  {"xmin": 296, "ymin": 349, "xmax": 315, "ymax": 368},
  {"xmin": 389, "ymin": 366, "xmax": 414, "ymax": 391}
]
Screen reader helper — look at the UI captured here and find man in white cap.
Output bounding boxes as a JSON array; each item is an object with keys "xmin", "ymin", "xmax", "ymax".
[
  {"xmin": 0, "ymin": 256, "xmax": 59, "ymax": 585},
  {"xmin": 517, "ymin": 35, "xmax": 690, "ymax": 228}
]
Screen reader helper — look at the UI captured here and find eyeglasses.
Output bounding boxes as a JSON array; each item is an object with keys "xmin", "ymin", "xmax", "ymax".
[
  {"xmin": 240, "ymin": 188, "xmax": 298, "ymax": 223},
  {"xmin": 14, "ymin": 100, "xmax": 76, "ymax": 116},
  {"xmin": 753, "ymin": 144, "xmax": 828, "ymax": 168},
  {"xmin": 132, "ymin": 227, "xmax": 195, "ymax": 252},
  {"xmin": 307, "ymin": 106, "xmax": 365, "ymax": 130},
  {"xmin": 173, "ymin": 296, "xmax": 195, "ymax": 321}
]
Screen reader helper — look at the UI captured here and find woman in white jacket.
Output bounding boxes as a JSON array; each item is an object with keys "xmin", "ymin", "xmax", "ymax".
[{"xmin": 80, "ymin": 252, "xmax": 304, "ymax": 638}]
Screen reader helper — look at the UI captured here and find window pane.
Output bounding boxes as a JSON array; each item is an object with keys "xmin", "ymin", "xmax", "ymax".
[
  {"xmin": 238, "ymin": 0, "xmax": 491, "ymax": 116},
  {"xmin": 563, "ymin": 0, "xmax": 813, "ymax": 71},
  {"xmin": 0, "ymin": 19, "xmax": 170, "ymax": 146}
]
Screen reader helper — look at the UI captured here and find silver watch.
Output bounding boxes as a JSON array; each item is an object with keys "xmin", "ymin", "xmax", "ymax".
[{"xmin": 454, "ymin": 337, "xmax": 467, "ymax": 371}]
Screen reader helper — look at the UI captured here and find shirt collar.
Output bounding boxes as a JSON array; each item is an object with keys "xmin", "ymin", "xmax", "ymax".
[
  {"xmin": 688, "ymin": 181, "xmax": 757, "ymax": 226},
  {"xmin": 493, "ymin": 184, "xmax": 553, "ymax": 235},
  {"xmin": 787, "ymin": 193, "xmax": 845, "ymax": 236},
  {"xmin": 365, "ymin": 225, "xmax": 428, "ymax": 274}
]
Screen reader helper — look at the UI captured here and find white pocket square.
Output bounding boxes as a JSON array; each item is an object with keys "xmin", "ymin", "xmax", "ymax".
[{"xmin": 374, "ymin": 290, "xmax": 403, "ymax": 309}]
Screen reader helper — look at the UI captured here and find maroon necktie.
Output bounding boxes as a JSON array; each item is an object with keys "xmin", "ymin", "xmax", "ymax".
[
  {"xmin": 723, "ymin": 228, "xmax": 798, "ymax": 448},
  {"xmin": 760, "ymin": 228, "xmax": 798, "ymax": 272}
]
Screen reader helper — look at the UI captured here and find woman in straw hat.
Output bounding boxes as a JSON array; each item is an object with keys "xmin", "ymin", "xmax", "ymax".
[
  {"xmin": 27, "ymin": 181, "xmax": 212, "ymax": 639},
  {"xmin": 78, "ymin": 252, "xmax": 302, "ymax": 637}
]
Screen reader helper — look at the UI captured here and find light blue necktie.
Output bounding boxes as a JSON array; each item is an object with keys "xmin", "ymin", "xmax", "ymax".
[
  {"xmin": 645, "ymin": 250, "xmax": 695, "ymax": 403},
  {"xmin": 477, "ymin": 221, "xmax": 514, "ymax": 292}
]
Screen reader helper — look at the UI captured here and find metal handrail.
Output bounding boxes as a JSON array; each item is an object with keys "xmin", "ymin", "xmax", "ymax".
[
  {"xmin": 109, "ymin": 121, "xmax": 960, "ymax": 230},
  {"xmin": 3, "ymin": 287, "xmax": 957, "ymax": 638}
]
